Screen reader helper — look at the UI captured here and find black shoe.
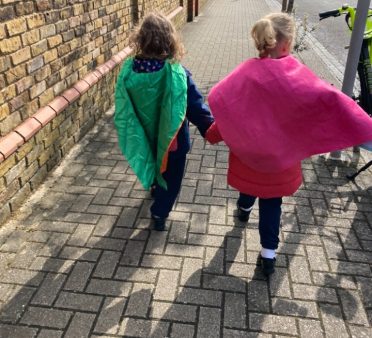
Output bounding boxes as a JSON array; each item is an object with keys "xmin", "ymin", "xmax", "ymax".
[
  {"xmin": 260, "ymin": 256, "xmax": 276, "ymax": 276},
  {"xmin": 151, "ymin": 215, "xmax": 166, "ymax": 231},
  {"xmin": 236, "ymin": 203, "xmax": 250, "ymax": 222}
]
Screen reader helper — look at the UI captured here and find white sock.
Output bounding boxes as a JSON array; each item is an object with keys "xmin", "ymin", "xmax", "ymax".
[
  {"xmin": 239, "ymin": 206, "xmax": 253, "ymax": 212},
  {"xmin": 261, "ymin": 248, "xmax": 276, "ymax": 259}
]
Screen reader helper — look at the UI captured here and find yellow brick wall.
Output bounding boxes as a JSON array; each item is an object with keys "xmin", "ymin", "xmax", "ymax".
[{"xmin": 0, "ymin": 0, "xmax": 187, "ymax": 136}]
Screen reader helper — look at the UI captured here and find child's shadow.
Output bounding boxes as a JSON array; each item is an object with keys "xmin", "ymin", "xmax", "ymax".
[{"xmin": 123, "ymin": 219, "xmax": 308, "ymax": 337}]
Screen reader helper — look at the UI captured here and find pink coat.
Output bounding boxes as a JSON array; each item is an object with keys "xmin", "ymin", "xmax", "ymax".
[
  {"xmin": 206, "ymin": 123, "xmax": 302, "ymax": 198},
  {"xmin": 206, "ymin": 55, "xmax": 372, "ymax": 198}
]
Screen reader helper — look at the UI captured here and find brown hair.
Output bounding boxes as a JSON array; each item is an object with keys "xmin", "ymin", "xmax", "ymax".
[
  {"xmin": 130, "ymin": 12, "xmax": 185, "ymax": 62},
  {"xmin": 251, "ymin": 13, "xmax": 295, "ymax": 57}
]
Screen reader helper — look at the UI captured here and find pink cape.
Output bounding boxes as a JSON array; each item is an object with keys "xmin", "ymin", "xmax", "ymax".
[{"xmin": 208, "ymin": 55, "xmax": 372, "ymax": 173}]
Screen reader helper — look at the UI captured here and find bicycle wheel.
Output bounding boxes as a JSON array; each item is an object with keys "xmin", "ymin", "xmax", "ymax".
[{"xmin": 357, "ymin": 40, "xmax": 372, "ymax": 116}]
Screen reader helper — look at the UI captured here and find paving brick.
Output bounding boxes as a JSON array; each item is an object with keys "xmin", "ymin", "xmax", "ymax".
[
  {"xmin": 93, "ymin": 215, "xmax": 117, "ymax": 236},
  {"xmin": 248, "ymin": 280, "xmax": 270, "ymax": 313},
  {"xmin": 289, "ymin": 256, "xmax": 311, "ymax": 283},
  {"xmin": 93, "ymin": 251, "xmax": 120, "ymax": 279},
  {"xmin": 204, "ymin": 273, "xmax": 246, "ymax": 293},
  {"xmin": 349, "ymin": 325, "xmax": 372, "ymax": 338},
  {"xmin": 338, "ymin": 289, "xmax": 369, "ymax": 325},
  {"xmin": 63, "ymin": 261, "xmax": 94, "ymax": 292},
  {"xmin": 298, "ymin": 319, "xmax": 324, "ymax": 338},
  {"xmin": 138, "ymin": 230, "xmax": 164, "ymax": 253},
  {"xmin": 69, "ymin": 195, "xmax": 94, "ymax": 213},
  {"xmin": 30, "ymin": 256, "xmax": 74, "ymax": 274},
  {"xmin": 195, "ymin": 195, "xmax": 227, "ymax": 206},
  {"xmin": 92, "ymin": 187, "xmax": 114, "ymax": 204},
  {"xmin": 55, "ymin": 291, "xmax": 103, "ymax": 311},
  {"xmin": 94, "ymin": 297, "xmax": 126, "ymax": 335},
  {"xmin": 64, "ymin": 312, "xmax": 96, "ymax": 338},
  {"xmin": 0, "ymin": 230, "xmax": 29, "ymax": 253},
  {"xmin": 224, "ymin": 292, "xmax": 246, "ymax": 329},
  {"xmin": 177, "ymin": 286, "xmax": 222, "ymax": 307},
  {"xmin": 21, "ymin": 306, "xmax": 72, "ymax": 329},
  {"xmin": 197, "ymin": 307, "xmax": 221, "ymax": 338},
  {"xmin": 116, "ymin": 207, "xmax": 139, "ymax": 227},
  {"xmin": 86, "ymin": 279, "xmax": 131, "ymax": 297},
  {"xmin": 204, "ymin": 247, "xmax": 224, "ymax": 274},
  {"xmin": 175, "ymin": 203, "xmax": 209, "ymax": 214},
  {"xmin": 180, "ymin": 257, "xmax": 203, "ymax": 287},
  {"xmin": 169, "ymin": 221, "xmax": 188, "ymax": 243},
  {"xmin": 67, "ymin": 224, "xmax": 94, "ymax": 246},
  {"xmin": 227, "ymin": 235, "xmax": 245, "ymax": 263},
  {"xmin": 249, "ymin": 313, "xmax": 298, "ymax": 335},
  {"xmin": 272, "ymin": 298, "xmax": 318, "ymax": 318},
  {"xmin": 189, "ymin": 213, "xmax": 208, "ymax": 233},
  {"xmin": 209, "ymin": 205, "xmax": 226, "ymax": 224},
  {"xmin": 9, "ymin": 242, "xmax": 43, "ymax": 269},
  {"xmin": 0, "ymin": 324, "xmax": 38, "ymax": 338},
  {"xmin": 0, "ymin": 286, "xmax": 35, "ymax": 323},
  {"xmin": 31, "ymin": 272, "xmax": 66, "ymax": 306},
  {"xmin": 305, "ymin": 245, "xmax": 329, "ymax": 271},
  {"xmin": 63, "ymin": 212, "xmax": 100, "ymax": 224},
  {"xmin": 37, "ymin": 329, "xmax": 63, "ymax": 338},
  {"xmin": 87, "ymin": 236, "xmax": 125, "ymax": 251},
  {"xmin": 121, "ymin": 239, "xmax": 145, "ymax": 265},
  {"xmin": 154, "ymin": 270, "xmax": 179, "ymax": 301},
  {"xmin": 346, "ymin": 249, "xmax": 372, "ymax": 263},
  {"xmin": 223, "ymin": 328, "xmax": 271, "ymax": 338},
  {"xmin": 269, "ymin": 267, "xmax": 291, "ymax": 298},
  {"xmin": 119, "ymin": 318, "xmax": 169, "ymax": 337},
  {"xmin": 142, "ymin": 254, "xmax": 182, "ymax": 270},
  {"xmin": 165, "ymin": 243, "xmax": 204, "ymax": 258},
  {"xmin": 293, "ymin": 284, "xmax": 338, "ymax": 303},
  {"xmin": 330, "ymin": 260, "xmax": 371, "ymax": 277},
  {"xmin": 59, "ymin": 246, "xmax": 101, "ymax": 262},
  {"xmin": 125, "ymin": 284, "xmax": 153, "ymax": 317},
  {"xmin": 196, "ymin": 180, "xmax": 212, "ymax": 195},
  {"xmin": 178, "ymin": 186, "xmax": 196, "ymax": 203},
  {"xmin": 152, "ymin": 301, "xmax": 197, "ymax": 323},
  {"xmin": 170, "ymin": 323, "xmax": 195, "ymax": 338},
  {"xmin": 1, "ymin": 269, "xmax": 44, "ymax": 287},
  {"xmin": 319, "ymin": 303, "xmax": 349, "ymax": 338}
]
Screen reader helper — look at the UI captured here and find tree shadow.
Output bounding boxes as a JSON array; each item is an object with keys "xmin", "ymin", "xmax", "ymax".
[
  {"xmin": 0, "ymin": 118, "xmax": 196, "ymax": 337},
  {"xmin": 143, "ymin": 215, "xmax": 309, "ymax": 337},
  {"xmin": 303, "ymin": 154, "xmax": 371, "ymax": 330}
]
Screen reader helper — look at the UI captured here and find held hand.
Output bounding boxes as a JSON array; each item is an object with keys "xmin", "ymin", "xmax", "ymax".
[{"xmin": 205, "ymin": 122, "xmax": 223, "ymax": 144}]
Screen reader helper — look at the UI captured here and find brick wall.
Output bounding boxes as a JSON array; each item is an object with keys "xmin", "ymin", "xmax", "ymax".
[{"xmin": 0, "ymin": 0, "xmax": 208, "ymax": 225}]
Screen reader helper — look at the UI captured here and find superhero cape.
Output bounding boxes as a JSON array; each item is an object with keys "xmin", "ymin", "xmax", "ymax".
[
  {"xmin": 114, "ymin": 58, "xmax": 187, "ymax": 189},
  {"xmin": 208, "ymin": 55, "xmax": 372, "ymax": 173}
]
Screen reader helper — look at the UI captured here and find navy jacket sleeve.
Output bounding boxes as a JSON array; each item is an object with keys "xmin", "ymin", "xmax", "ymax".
[{"xmin": 184, "ymin": 68, "xmax": 214, "ymax": 137}]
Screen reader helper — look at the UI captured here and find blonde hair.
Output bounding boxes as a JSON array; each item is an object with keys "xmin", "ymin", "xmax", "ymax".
[
  {"xmin": 129, "ymin": 12, "xmax": 185, "ymax": 62},
  {"xmin": 251, "ymin": 13, "xmax": 295, "ymax": 57}
]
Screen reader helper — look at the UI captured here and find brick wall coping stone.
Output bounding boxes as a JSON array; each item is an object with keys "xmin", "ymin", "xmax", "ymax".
[
  {"xmin": 0, "ymin": 42, "xmax": 134, "ymax": 161},
  {"xmin": 0, "ymin": 5, "xmax": 185, "ymax": 163},
  {"xmin": 0, "ymin": 42, "xmax": 132, "ymax": 161}
]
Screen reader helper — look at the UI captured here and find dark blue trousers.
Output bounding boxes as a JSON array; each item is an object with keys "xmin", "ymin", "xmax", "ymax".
[
  {"xmin": 150, "ymin": 152, "xmax": 187, "ymax": 219},
  {"xmin": 238, "ymin": 193, "xmax": 283, "ymax": 250}
]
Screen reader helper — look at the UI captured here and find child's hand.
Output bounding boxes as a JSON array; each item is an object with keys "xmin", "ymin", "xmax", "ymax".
[{"xmin": 205, "ymin": 122, "xmax": 223, "ymax": 144}]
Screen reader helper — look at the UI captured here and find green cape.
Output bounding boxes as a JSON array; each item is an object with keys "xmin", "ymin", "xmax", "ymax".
[{"xmin": 114, "ymin": 58, "xmax": 187, "ymax": 190}]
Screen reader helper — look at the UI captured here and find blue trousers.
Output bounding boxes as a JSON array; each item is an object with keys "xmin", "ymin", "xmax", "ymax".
[
  {"xmin": 238, "ymin": 193, "xmax": 282, "ymax": 250},
  {"xmin": 150, "ymin": 152, "xmax": 187, "ymax": 219}
]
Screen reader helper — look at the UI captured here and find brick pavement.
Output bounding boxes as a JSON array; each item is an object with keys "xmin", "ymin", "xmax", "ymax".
[{"xmin": 0, "ymin": 0, "xmax": 372, "ymax": 337}]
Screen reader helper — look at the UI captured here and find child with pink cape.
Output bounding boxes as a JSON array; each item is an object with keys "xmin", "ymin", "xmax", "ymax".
[{"xmin": 205, "ymin": 13, "xmax": 372, "ymax": 276}]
